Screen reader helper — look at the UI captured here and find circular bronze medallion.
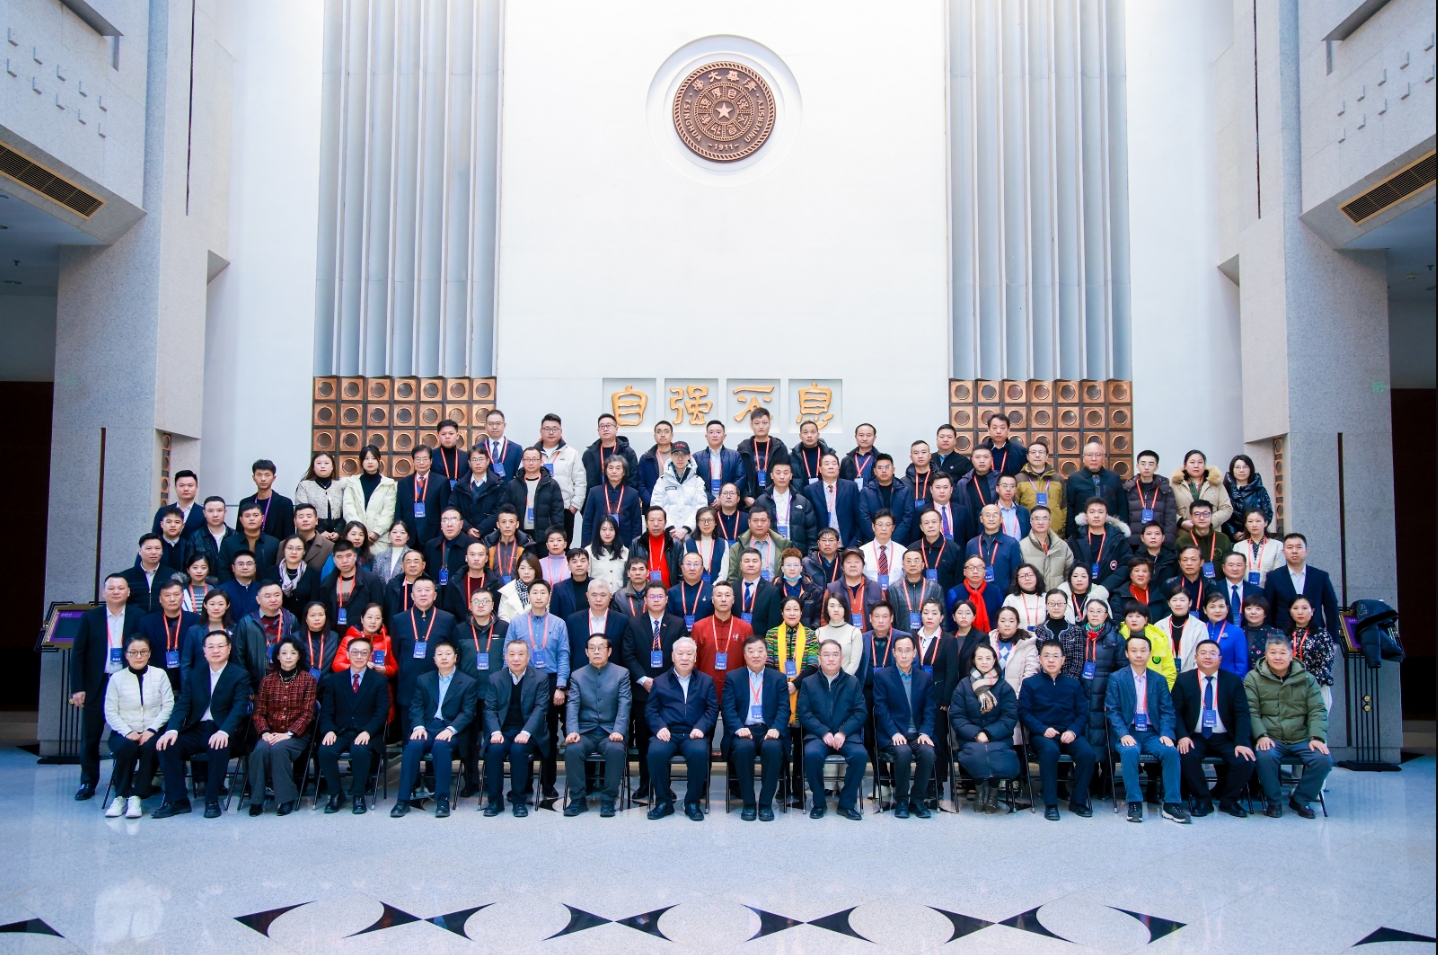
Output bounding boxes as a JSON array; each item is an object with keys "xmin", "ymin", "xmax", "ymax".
[{"xmin": 672, "ymin": 61, "xmax": 776, "ymax": 162}]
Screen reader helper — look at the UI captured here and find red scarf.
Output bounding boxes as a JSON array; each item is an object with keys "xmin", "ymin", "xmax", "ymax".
[{"xmin": 964, "ymin": 583, "xmax": 990, "ymax": 632}]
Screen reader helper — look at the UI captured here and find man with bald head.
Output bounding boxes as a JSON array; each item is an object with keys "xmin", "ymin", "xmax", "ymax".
[{"xmin": 644, "ymin": 637, "xmax": 718, "ymax": 821}]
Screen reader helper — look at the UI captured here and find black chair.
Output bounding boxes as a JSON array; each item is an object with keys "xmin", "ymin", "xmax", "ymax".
[
  {"xmin": 561, "ymin": 748, "xmax": 631, "ymax": 811},
  {"xmin": 947, "ymin": 723, "xmax": 1021, "ymax": 813},
  {"xmin": 477, "ymin": 740, "xmax": 546, "ymax": 811},
  {"xmin": 239, "ymin": 717, "xmax": 320, "ymax": 809}
]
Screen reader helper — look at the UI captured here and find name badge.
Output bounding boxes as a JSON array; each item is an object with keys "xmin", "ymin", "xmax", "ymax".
[
  {"xmin": 478, "ymin": 652, "xmax": 490, "ymax": 670},
  {"xmin": 701, "ymin": 573, "xmax": 711, "ymax": 583},
  {"xmin": 439, "ymin": 567, "xmax": 449, "ymax": 586},
  {"xmin": 413, "ymin": 640, "xmax": 428, "ymax": 658},
  {"xmin": 785, "ymin": 660, "xmax": 797, "ymax": 677},
  {"xmin": 1082, "ymin": 661, "xmax": 1096, "ymax": 680},
  {"xmin": 742, "ymin": 612, "xmax": 753, "ymax": 624},
  {"xmin": 1134, "ymin": 711, "xmax": 1149, "ymax": 731},
  {"xmin": 756, "ymin": 469, "xmax": 767, "ymax": 488},
  {"xmin": 985, "ymin": 566, "xmax": 995, "ymax": 583},
  {"xmin": 414, "ymin": 502, "xmax": 427, "ymax": 519},
  {"xmin": 1091, "ymin": 563, "xmax": 1101, "ymax": 578},
  {"xmin": 760, "ymin": 568, "xmax": 773, "ymax": 581},
  {"xmin": 1036, "ymin": 492, "xmax": 1048, "ymax": 506},
  {"xmin": 710, "ymin": 478, "xmax": 722, "ymax": 495},
  {"xmin": 373, "ymin": 649, "xmax": 386, "ymax": 667},
  {"xmin": 1202, "ymin": 561, "xmax": 1215, "ymax": 578},
  {"xmin": 777, "ymin": 522, "xmax": 789, "ymax": 537},
  {"xmin": 910, "ymin": 613, "xmax": 921, "ymax": 630},
  {"xmin": 925, "ymin": 569, "xmax": 938, "ymax": 581},
  {"xmin": 166, "ymin": 650, "xmax": 180, "ymax": 669},
  {"xmin": 749, "ymin": 702, "xmax": 764, "ymax": 721},
  {"xmin": 109, "ymin": 647, "xmax": 123, "ymax": 667},
  {"xmin": 649, "ymin": 570, "xmax": 663, "ymax": 581},
  {"xmin": 336, "ymin": 608, "xmax": 347, "ymax": 627},
  {"xmin": 1247, "ymin": 571, "xmax": 1260, "ymax": 585},
  {"xmin": 543, "ymin": 462, "xmax": 554, "ymax": 473},
  {"xmin": 310, "ymin": 667, "xmax": 322, "ymax": 680},
  {"xmin": 532, "ymin": 649, "xmax": 545, "ymax": 668},
  {"xmin": 808, "ymin": 477, "xmax": 819, "ymax": 485},
  {"xmin": 854, "ymin": 477, "xmax": 864, "ymax": 491},
  {"xmin": 1202, "ymin": 708, "xmax": 1217, "ymax": 728},
  {"xmin": 501, "ymin": 575, "xmax": 513, "ymax": 585},
  {"xmin": 877, "ymin": 574, "xmax": 889, "ymax": 589},
  {"xmin": 1141, "ymin": 508, "xmax": 1154, "ymax": 523},
  {"xmin": 492, "ymin": 461, "xmax": 505, "ymax": 477},
  {"xmin": 715, "ymin": 652, "xmax": 728, "ymax": 670},
  {"xmin": 650, "ymin": 650, "xmax": 663, "ymax": 669},
  {"xmin": 684, "ymin": 614, "xmax": 696, "ymax": 630},
  {"xmin": 525, "ymin": 505, "xmax": 534, "ymax": 524},
  {"xmin": 922, "ymin": 665, "xmax": 933, "ymax": 675},
  {"xmin": 851, "ymin": 613, "xmax": 863, "ymax": 628}
]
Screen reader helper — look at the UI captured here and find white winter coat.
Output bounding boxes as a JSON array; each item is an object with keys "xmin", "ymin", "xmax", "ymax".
[
  {"xmin": 341, "ymin": 475, "xmax": 399, "ymax": 558},
  {"xmin": 650, "ymin": 460, "xmax": 709, "ymax": 532},
  {"xmin": 104, "ymin": 666, "xmax": 175, "ymax": 735}
]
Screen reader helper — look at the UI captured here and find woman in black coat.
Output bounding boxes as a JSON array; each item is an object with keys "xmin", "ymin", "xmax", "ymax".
[{"xmin": 951, "ymin": 643, "xmax": 1020, "ymax": 813}]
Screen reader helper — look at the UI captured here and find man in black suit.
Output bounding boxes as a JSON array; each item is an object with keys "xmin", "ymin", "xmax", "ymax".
[
  {"xmin": 422, "ymin": 508, "xmax": 470, "ymax": 590},
  {"xmin": 69, "ymin": 574, "xmax": 145, "ymax": 799},
  {"xmin": 483, "ymin": 639, "xmax": 551, "ymax": 817},
  {"xmin": 1218, "ymin": 553, "xmax": 1264, "ymax": 625},
  {"xmin": 798, "ymin": 639, "xmax": 869, "ymax": 820},
  {"xmin": 804, "ymin": 451, "xmax": 864, "ymax": 547},
  {"xmin": 644, "ymin": 637, "xmax": 718, "ymax": 821},
  {"xmin": 732, "ymin": 549, "xmax": 782, "ymax": 635},
  {"xmin": 396, "ymin": 445, "xmax": 450, "ymax": 547},
  {"xmin": 152, "ymin": 630, "xmax": 252, "ymax": 819},
  {"xmin": 550, "ymin": 551, "xmax": 593, "ymax": 622},
  {"xmin": 871, "ymin": 634, "xmax": 938, "ymax": 819},
  {"xmin": 1173, "ymin": 638, "xmax": 1256, "ymax": 818},
  {"xmin": 135, "ymin": 578, "xmax": 199, "ymax": 694},
  {"xmin": 392, "ymin": 640, "xmax": 479, "ymax": 818},
  {"xmin": 392, "ymin": 578, "xmax": 457, "ymax": 737},
  {"xmin": 319, "ymin": 541, "xmax": 386, "ymax": 630},
  {"xmin": 565, "ymin": 578, "xmax": 627, "ymax": 669},
  {"xmin": 622, "ymin": 582, "xmax": 686, "ymax": 801},
  {"xmin": 238, "ymin": 459, "xmax": 296, "ymax": 540},
  {"xmin": 317, "ymin": 635, "xmax": 390, "ymax": 814},
  {"xmin": 722, "ymin": 634, "xmax": 791, "ymax": 820},
  {"xmin": 119, "ymin": 534, "xmax": 167, "ymax": 614},
  {"xmin": 218, "ymin": 503, "xmax": 280, "ymax": 584},
  {"xmin": 1262, "ymin": 533, "xmax": 1342, "ymax": 634}
]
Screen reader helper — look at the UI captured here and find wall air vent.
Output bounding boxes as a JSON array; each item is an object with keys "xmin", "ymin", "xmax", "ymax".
[
  {"xmin": 1339, "ymin": 150, "xmax": 1436, "ymax": 224},
  {"xmin": 0, "ymin": 142, "xmax": 105, "ymax": 217}
]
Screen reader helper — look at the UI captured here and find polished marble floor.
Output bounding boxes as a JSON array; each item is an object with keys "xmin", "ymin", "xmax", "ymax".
[{"xmin": 0, "ymin": 746, "xmax": 1433, "ymax": 955}]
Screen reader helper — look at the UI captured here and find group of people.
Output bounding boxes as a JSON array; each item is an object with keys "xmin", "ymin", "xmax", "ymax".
[{"xmin": 70, "ymin": 408, "xmax": 1340, "ymax": 824}]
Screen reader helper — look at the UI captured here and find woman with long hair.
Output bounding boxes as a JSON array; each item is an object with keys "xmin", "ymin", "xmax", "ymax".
[
  {"xmin": 952, "ymin": 643, "xmax": 1020, "ymax": 814},
  {"xmin": 247, "ymin": 636, "xmax": 317, "ymax": 817}
]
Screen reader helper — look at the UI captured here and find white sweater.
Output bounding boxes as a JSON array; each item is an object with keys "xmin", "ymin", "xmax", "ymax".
[{"xmin": 104, "ymin": 666, "xmax": 175, "ymax": 735}]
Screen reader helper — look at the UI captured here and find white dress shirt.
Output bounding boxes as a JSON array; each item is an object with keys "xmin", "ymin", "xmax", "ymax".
[{"xmin": 1195, "ymin": 670, "xmax": 1227, "ymax": 735}]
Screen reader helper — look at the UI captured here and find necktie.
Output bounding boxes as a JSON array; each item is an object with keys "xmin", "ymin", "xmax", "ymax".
[
  {"xmin": 1202, "ymin": 676, "xmax": 1214, "ymax": 738},
  {"xmin": 826, "ymin": 486, "xmax": 838, "ymax": 529},
  {"xmin": 652, "ymin": 618, "xmax": 660, "ymax": 639},
  {"xmin": 877, "ymin": 546, "xmax": 889, "ymax": 579},
  {"xmin": 1230, "ymin": 585, "xmax": 1241, "ymax": 623},
  {"xmin": 492, "ymin": 441, "xmax": 500, "ymax": 461},
  {"xmin": 940, "ymin": 507, "xmax": 951, "ymax": 538},
  {"xmin": 745, "ymin": 582, "xmax": 753, "ymax": 606},
  {"xmin": 352, "ymin": 672, "xmax": 361, "ymax": 693}
]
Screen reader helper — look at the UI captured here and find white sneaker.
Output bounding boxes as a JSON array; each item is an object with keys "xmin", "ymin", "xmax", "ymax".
[
  {"xmin": 105, "ymin": 797, "xmax": 125, "ymax": 818},
  {"xmin": 126, "ymin": 796, "xmax": 143, "ymax": 819}
]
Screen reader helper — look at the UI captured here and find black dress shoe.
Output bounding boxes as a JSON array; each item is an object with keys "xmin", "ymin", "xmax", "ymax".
[
  {"xmin": 1219, "ymin": 799, "xmax": 1248, "ymax": 818},
  {"xmin": 632, "ymin": 783, "xmax": 651, "ymax": 803},
  {"xmin": 277, "ymin": 801, "xmax": 295, "ymax": 817},
  {"xmin": 1069, "ymin": 801, "xmax": 1093, "ymax": 818},
  {"xmin": 1044, "ymin": 805, "xmax": 1061, "ymax": 821},
  {"xmin": 564, "ymin": 800, "xmax": 589, "ymax": 817},
  {"xmin": 512, "ymin": 803, "xmax": 528, "ymax": 817},
  {"xmin": 390, "ymin": 801, "xmax": 410, "ymax": 817},
  {"xmin": 325, "ymin": 794, "xmax": 347, "ymax": 814},
  {"xmin": 840, "ymin": 807, "xmax": 863, "ymax": 821},
  {"xmin": 352, "ymin": 796, "xmax": 367, "ymax": 814},
  {"xmin": 152, "ymin": 800, "xmax": 192, "ymax": 819},
  {"xmin": 248, "ymin": 804, "xmax": 265, "ymax": 817},
  {"xmin": 893, "ymin": 803, "xmax": 910, "ymax": 819},
  {"xmin": 74, "ymin": 784, "xmax": 96, "ymax": 802},
  {"xmin": 911, "ymin": 802, "xmax": 932, "ymax": 819},
  {"xmin": 435, "ymin": 797, "xmax": 451, "ymax": 818},
  {"xmin": 741, "ymin": 806, "xmax": 757, "ymax": 821},
  {"xmin": 1190, "ymin": 800, "xmax": 1214, "ymax": 817},
  {"xmin": 758, "ymin": 806, "xmax": 775, "ymax": 821},
  {"xmin": 203, "ymin": 804, "xmax": 222, "ymax": 819},
  {"xmin": 685, "ymin": 803, "xmax": 704, "ymax": 822},
  {"xmin": 600, "ymin": 800, "xmax": 616, "ymax": 818},
  {"xmin": 459, "ymin": 783, "xmax": 480, "ymax": 798},
  {"xmin": 1288, "ymin": 797, "xmax": 1316, "ymax": 819},
  {"xmin": 483, "ymin": 802, "xmax": 503, "ymax": 817},
  {"xmin": 542, "ymin": 786, "xmax": 559, "ymax": 800},
  {"xmin": 647, "ymin": 802, "xmax": 674, "ymax": 821},
  {"xmin": 809, "ymin": 805, "xmax": 826, "ymax": 819},
  {"xmin": 1127, "ymin": 801, "xmax": 1144, "ymax": 824},
  {"xmin": 1265, "ymin": 800, "xmax": 1283, "ymax": 818}
]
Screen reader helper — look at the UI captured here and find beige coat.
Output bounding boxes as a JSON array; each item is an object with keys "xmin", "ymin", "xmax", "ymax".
[
  {"xmin": 1019, "ymin": 531, "xmax": 1074, "ymax": 590},
  {"xmin": 341, "ymin": 475, "xmax": 399, "ymax": 558},
  {"xmin": 1170, "ymin": 466, "xmax": 1233, "ymax": 529},
  {"xmin": 986, "ymin": 631, "xmax": 1039, "ymax": 741}
]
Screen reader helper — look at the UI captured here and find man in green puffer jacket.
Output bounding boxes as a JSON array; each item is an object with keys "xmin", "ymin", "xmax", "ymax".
[{"xmin": 1243, "ymin": 633, "xmax": 1332, "ymax": 819}]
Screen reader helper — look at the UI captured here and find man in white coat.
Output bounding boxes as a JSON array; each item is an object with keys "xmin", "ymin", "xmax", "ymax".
[
  {"xmin": 650, "ymin": 443, "xmax": 709, "ymax": 540},
  {"xmin": 537, "ymin": 413, "xmax": 587, "ymax": 545}
]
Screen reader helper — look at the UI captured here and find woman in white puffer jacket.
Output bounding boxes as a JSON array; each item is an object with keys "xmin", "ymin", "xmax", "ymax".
[
  {"xmin": 649, "ymin": 448, "xmax": 710, "ymax": 536},
  {"xmin": 102, "ymin": 638, "xmax": 175, "ymax": 818}
]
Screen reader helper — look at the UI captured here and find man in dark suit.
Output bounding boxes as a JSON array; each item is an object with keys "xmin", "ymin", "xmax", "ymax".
[
  {"xmin": 1105, "ymin": 633, "xmax": 1190, "ymax": 824},
  {"xmin": 151, "ymin": 470, "xmax": 205, "ymax": 537},
  {"xmin": 218, "ymin": 503, "xmax": 280, "ymax": 584},
  {"xmin": 550, "ymin": 550, "xmax": 594, "ymax": 621},
  {"xmin": 69, "ymin": 574, "xmax": 145, "ymax": 799},
  {"xmin": 482, "ymin": 639, "xmax": 550, "ymax": 817},
  {"xmin": 732, "ymin": 549, "xmax": 782, "ymax": 635},
  {"xmin": 392, "ymin": 640, "xmax": 479, "ymax": 818},
  {"xmin": 422, "ymin": 508, "xmax": 471, "ymax": 589},
  {"xmin": 565, "ymin": 578, "xmax": 628, "ymax": 669},
  {"xmin": 1019, "ymin": 639, "xmax": 1097, "ymax": 820},
  {"xmin": 722, "ymin": 634, "xmax": 791, "ymax": 820},
  {"xmin": 622, "ymin": 582, "xmax": 686, "ymax": 801},
  {"xmin": 1218, "ymin": 552, "xmax": 1264, "ymax": 625},
  {"xmin": 825, "ymin": 549, "xmax": 885, "ymax": 633},
  {"xmin": 151, "ymin": 506, "xmax": 194, "ymax": 575},
  {"xmin": 119, "ymin": 535, "xmax": 167, "ymax": 614},
  {"xmin": 391, "ymin": 578, "xmax": 457, "ymax": 736},
  {"xmin": 238, "ymin": 459, "xmax": 296, "ymax": 540},
  {"xmin": 319, "ymin": 541, "xmax": 386, "ymax": 629},
  {"xmin": 396, "ymin": 445, "xmax": 450, "ymax": 548},
  {"xmin": 317, "ymin": 634, "xmax": 390, "ymax": 814},
  {"xmin": 1172, "ymin": 638, "xmax": 1256, "ymax": 817},
  {"xmin": 797, "ymin": 639, "xmax": 869, "ymax": 820},
  {"xmin": 231, "ymin": 582, "xmax": 297, "ymax": 692},
  {"xmin": 152, "ymin": 629, "xmax": 252, "ymax": 819},
  {"xmin": 871, "ymin": 634, "xmax": 938, "ymax": 819},
  {"xmin": 135, "ymin": 578, "xmax": 199, "ymax": 694},
  {"xmin": 1262, "ymin": 533, "xmax": 1342, "ymax": 634},
  {"xmin": 644, "ymin": 637, "xmax": 718, "ymax": 821},
  {"xmin": 804, "ymin": 452, "xmax": 863, "ymax": 547}
]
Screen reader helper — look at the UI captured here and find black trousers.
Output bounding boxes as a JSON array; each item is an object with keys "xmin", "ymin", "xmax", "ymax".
[
  {"xmin": 565, "ymin": 729, "xmax": 625, "ymax": 800},
  {"xmin": 631, "ymin": 687, "xmax": 653, "ymax": 787},
  {"xmin": 1179, "ymin": 732, "xmax": 1255, "ymax": 803},
  {"xmin": 79, "ymin": 683, "xmax": 110, "ymax": 787},
  {"xmin": 158, "ymin": 722, "xmax": 230, "ymax": 806},
  {"xmin": 933, "ymin": 708, "xmax": 952, "ymax": 792},
  {"xmin": 1031, "ymin": 734, "xmax": 1096, "ymax": 808},
  {"xmin": 649, "ymin": 734, "xmax": 709, "ymax": 807},
  {"xmin": 882, "ymin": 736, "xmax": 936, "ymax": 804},
  {"xmin": 319, "ymin": 729, "xmax": 379, "ymax": 797},
  {"xmin": 108, "ymin": 731, "xmax": 159, "ymax": 798},
  {"xmin": 730, "ymin": 725, "xmax": 784, "ymax": 808},
  {"xmin": 540, "ymin": 673, "xmax": 560, "ymax": 789},
  {"xmin": 484, "ymin": 732, "xmax": 534, "ymax": 804}
]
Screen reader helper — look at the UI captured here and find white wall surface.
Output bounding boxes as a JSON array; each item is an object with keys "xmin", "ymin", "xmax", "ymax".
[
  {"xmin": 1125, "ymin": 0, "xmax": 1246, "ymax": 472},
  {"xmin": 494, "ymin": 1, "xmax": 952, "ymax": 451},
  {"xmin": 201, "ymin": 0, "xmax": 323, "ymax": 505}
]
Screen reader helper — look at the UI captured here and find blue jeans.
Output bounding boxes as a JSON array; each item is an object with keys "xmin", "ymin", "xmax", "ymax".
[
  {"xmin": 1254, "ymin": 740, "xmax": 1332, "ymax": 806},
  {"xmin": 1116, "ymin": 730, "xmax": 1180, "ymax": 804}
]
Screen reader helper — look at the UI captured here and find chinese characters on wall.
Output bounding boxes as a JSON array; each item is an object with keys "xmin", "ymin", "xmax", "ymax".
[{"xmin": 600, "ymin": 378, "xmax": 843, "ymax": 433}]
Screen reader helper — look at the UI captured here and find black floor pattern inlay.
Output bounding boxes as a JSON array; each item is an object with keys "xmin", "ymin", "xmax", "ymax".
[
  {"xmin": 1354, "ymin": 927, "xmax": 1438, "ymax": 946},
  {"xmin": 0, "ymin": 918, "xmax": 62, "ymax": 936}
]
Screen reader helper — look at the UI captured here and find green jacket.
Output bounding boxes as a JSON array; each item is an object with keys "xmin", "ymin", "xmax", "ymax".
[
  {"xmin": 724, "ymin": 531, "xmax": 793, "ymax": 583},
  {"xmin": 1243, "ymin": 659, "xmax": 1327, "ymax": 744}
]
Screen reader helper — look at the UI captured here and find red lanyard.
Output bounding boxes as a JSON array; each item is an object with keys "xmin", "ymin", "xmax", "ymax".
[
  {"xmin": 336, "ymin": 574, "xmax": 355, "ymax": 608},
  {"xmin": 899, "ymin": 581, "xmax": 919, "ymax": 617},
  {"xmin": 741, "ymin": 581, "xmax": 758, "ymax": 612},
  {"xmin": 973, "ymin": 476, "xmax": 989, "ymax": 506},
  {"xmin": 717, "ymin": 511, "xmax": 739, "ymax": 540},
  {"xmin": 624, "ymin": 593, "xmax": 643, "ymax": 616},
  {"xmin": 801, "ymin": 446, "xmax": 819, "ymax": 477},
  {"xmin": 853, "ymin": 452, "xmax": 873, "ymax": 479},
  {"xmin": 991, "ymin": 443, "xmax": 1009, "ymax": 474},
  {"xmin": 923, "ymin": 538, "xmax": 947, "ymax": 570},
  {"xmin": 753, "ymin": 439, "xmax": 771, "ymax": 472},
  {"xmin": 847, "ymin": 582, "xmax": 866, "ymax": 628},
  {"xmin": 749, "ymin": 673, "xmax": 764, "ymax": 708},
  {"xmin": 401, "ymin": 580, "xmax": 414, "ymax": 612},
  {"xmin": 1136, "ymin": 480, "xmax": 1158, "ymax": 513},
  {"xmin": 527, "ymin": 613, "xmax": 551, "ymax": 657},
  {"xmin": 604, "ymin": 483, "xmax": 625, "ymax": 515},
  {"xmin": 1071, "ymin": 590, "xmax": 1087, "ymax": 618},
  {"xmin": 712, "ymin": 615, "xmax": 735, "ymax": 662},
  {"xmin": 682, "ymin": 583, "xmax": 705, "ymax": 617},
  {"xmin": 1195, "ymin": 531, "xmax": 1218, "ymax": 562},
  {"xmin": 1019, "ymin": 594, "xmax": 1042, "ymax": 627},
  {"xmin": 822, "ymin": 558, "xmax": 840, "ymax": 584},
  {"xmin": 1085, "ymin": 630, "xmax": 1101, "ymax": 663},
  {"xmin": 918, "ymin": 633, "xmax": 941, "ymax": 666},
  {"xmin": 188, "ymin": 583, "xmax": 209, "ymax": 608},
  {"xmin": 979, "ymin": 535, "xmax": 999, "ymax": 567},
  {"xmin": 438, "ymin": 446, "xmax": 460, "ymax": 480},
  {"xmin": 470, "ymin": 620, "xmax": 496, "ymax": 655},
  {"xmin": 162, "ymin": 614, "xmax": 181, "ymax": 652},
  {"xmin": 492, "ymin": 542, "xmax": 519, "ymax": 576},
  {"xmin": 306, "ymin": 631, "xmax": 324, "ymax": 668},
  {"xmin": 409, "ymin": 607, "xmax": 437, "ymax": 645},
  {"xmin": 464, "ymin": 574, "xmax": 487, "ymax": 606},
  {"xmin": 877, "ymin": 633, "xmax": 894, "ymax": 667},
  {"xmin": 1088, "ymin": 530, "xmax": 1107, "ymax": 567},
  {"xmin": 547, "ymin": 555, "xmax": 566, "ymax": 580},
  {"xmin": 1292, "ymin": 627, "xmax": 1310, "ymax": 660}
]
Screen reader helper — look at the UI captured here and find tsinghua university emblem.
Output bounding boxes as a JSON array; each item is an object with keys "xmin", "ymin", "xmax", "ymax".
[{"xmin": 672, "ymin": 61, "xmax": 776, "ymax": 162}]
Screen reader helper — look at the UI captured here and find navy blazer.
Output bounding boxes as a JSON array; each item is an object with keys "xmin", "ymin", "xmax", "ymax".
[
  {"xmin": 796, "ymin": 668, "xmax": 867, "ymax": 742},
  {"xmin": 478, "ymin": 436, "xmax": 525, "ymax": 483},
  {"xmin": 804, "ymin": 479, "xmax": 863, "ymax": 547},
  {"xmin": 691, "ymin": 446, "xmax": 746, "ymax": 504},
  {"xmin": 408, "ymin": 668, "xmax": 480, "ymax": 734},
  {"xmin": 1217, "ymin": 579, "xmax": 1265, "ymax": 624},
  {"xmin": 1018, "ymin": 671, "xmax": 1089, "ymax": 738},
  {"xmin": 911, "ymin": 500, "xmax": 978, "ymax": 550},
  {"xmin": 153, "ymin": 501, "xmax": 206, "ymax": 538},
  {"xmin": 1105, "ymin": 666, "xmax": 1177, "ymax": 740},
  {"xmin": 319, "ymin": 666, "xmax": 390, "ymax": 737},
  {"xmin": 390, "ymin": 607, "xmax": 457, "ymax": 707},
  {"xmin": 167, "ymin": 662, "xmax": 252, "ymax": 736},
  {"xmin": 451, "ymin": 471, "xmax": 505, "ymax": 538},
  {"xmin": 1262, "ymin": 565, "xmax": 1342, "ymax": 636},
  {"xmin": 430, "ymin": 444, "xmax": 473, "ymax": 489},
  {"xmin": 859, "ymin": 478, "xmax": 915, "ymax": 544},
  {"xmin": 70, "ymin": 604, "xmax": 145, "ymax": 697},
  {"xmin": 977, "ymin": 438, "xmax": 1028, "ymax": 477},
  {"xmin": 963, "ymin": 533, "xmax": 1025, "ymax": 591},
  {"xmin": 645, "ymin": 669, "xmax": 718, "ymax": 736},
  {"xmin": 720, "ymin": 666, "xmax": 791, "ymax": 753},
  {"xmin": 564, "ymin": 608, "xmax": 628, "ymax": 667},
  {"xmin": 872, "ymin": 665, "xmax": 937, "ymax": 740},
  {"xmin": 396, "ymin": 472, "xmax": 451, "ymax": 548}
]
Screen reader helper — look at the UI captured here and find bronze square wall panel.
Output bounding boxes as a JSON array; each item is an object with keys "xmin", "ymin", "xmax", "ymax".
[
  {"xmin": 976, "ymin": 380, "xmax": 1003, "ymax": 405},
  {"xmin": 338, "ymin": 429, "xmax": 364, "ymax": 454},
  {"xmin": 393, "ymin": 378, "xmax": 420, "ymax": 401},
  {"xmin": 366, "ymin": 405, "xmax": 390, "ymax": 428},
  {"xmin": 419, "ymin": 378, "xmax": 445, "ymax": 402},
  {"xmin": 365, "ymin": 430, "xmax": 388, "ymax": 452},
  {"xmin": 391, "ymin": 455, "xmax": 414, "ymax": 478},
  {"xmin": 418, "ymin": 404, "xmax": 444, "ymax": 430},
  {"xmin": 314, "ymin": 377, "xmax": 339, "ymax": 402},
  {"xmin": 1002, "ymin": 381, "xmax": 1028, "ymax": 405},
  {"xmin": 367, "ymin": 377, "xmax": 392, "ymax": 402},
  {"xmin": 1028, "ymin": 380, "xmax": 1055, "ymax": 404},
  {"xmin": 313, "ymin": 429, "xmax": 337, "ymax": 453},
  {"xmin": 313, "ymin": 404, "xmax": 338, "ymax": 428},
  {"xmin": 445, "ymin": 379, "xmax": 471, "ymax": 402},
  {"xmin": 339, "ymin": 377, "xmax": 365, "ymax": 402},
  {"xmin": 338, "ymin": 454, "xmax": 360, "ymax": 476},
  {"xmin": 339, "ymin": 404, "xmax": 364, "ymax": 428},
  {"xmin": 391, "ymin": 430, "xmax": 417, "ymax": 455},
  {"xmin": 950, "ymin": 381, "xmax": 974, "ymax": 404},
  {"xmin": 391, "ymin": 404, "xmax": 418, "ymax": 429},
  {"xmin": 1029, "ymin": 406, "xmax": 1055, "ymax": 430},
  {"xmin": 1055, "ymin": 381, "xmax": 1082, "ymax": 404}
]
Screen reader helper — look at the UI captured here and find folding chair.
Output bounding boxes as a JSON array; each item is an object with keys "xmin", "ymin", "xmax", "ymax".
[
  {"xmin": 477, "ymin": 742, "xmax": 546, "ymax": 811},
  {"xmin": 948, "ymin": 723, "xmax": 1021, "ymax": 812},
  {"xmin": 240, "ymin": 719, "xmax": 319, "ymax": 809},
  {"xmin": 561, "ymin": 745, "xmax": 631, "ymax": 811},
  {"xmin": 725, "ymin": 733, "xmax": 795, "ymax": 814},
  {"xmin": 1104, "ymin": 723, "xmax": 1158, "ymax": 813}
]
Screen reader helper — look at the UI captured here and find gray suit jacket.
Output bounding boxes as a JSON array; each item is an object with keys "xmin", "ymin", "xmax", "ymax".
[
  {"xmin": 565, "ymin": 663, "xmax": 631, "ymax": 738},
  {"xmin": 484, "ymin": 666, "xmax": 552, "ymax": 754}
]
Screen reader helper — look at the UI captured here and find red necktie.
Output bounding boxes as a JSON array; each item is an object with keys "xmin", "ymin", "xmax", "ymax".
[
  {"xmin": 877, "ymin": 546, "xmax": 889, "ymax": 578},
  {"xmin": 352, "ymin": 672, "xmax": 360, "ymax": 693}
]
